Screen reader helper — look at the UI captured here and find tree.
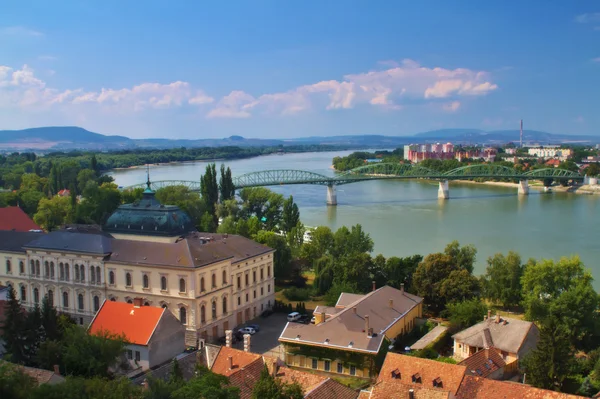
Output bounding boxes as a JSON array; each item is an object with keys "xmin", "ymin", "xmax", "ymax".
[
  {"xmin": 18, "ymin": 189, "xmax": 45, "ymax": 216},
  {"xmin": 444, "ymin": 240, "xmax": 477, "ymax": 273},
  {"xmin": 23, "ymin": 304, "xmax": 44, "ymax": 364},
  {"xmin": 201, "ymin": 163, "xmax": 219, "ymax": 226},
  {"xmin": 445, "ymin": 299, "xmax": 488, "ymax": 331},
  {"xmin": 219, "ymin": 164, "xmax": 235, "ymax": 202},
  {"xmin": 77, "ymin": 169, "xmax": 97, "ymax": 193},
  {"xmin": 585, "ymin": 163, "xmax": 600, "ymax": 178},
  {"xmin": 30, "ymin": 376, "xmax": 144, "ymax": 399},
  {"xmin": 20, "ymin": 173, "xmax": 48, "ymax": 193},
  {"xmin": 0, "ymin": 361, "xmax": 38, "ymax": 399},
  {"xmin": 155, "ymin": 185, "xmax": 206, "ymax": 228},
  {"xmin": 331, "ymin": 224, "xmax": 373, "ymax": 258},
  {"xmin": 325, "ymin": 281, "xmax": 358, "ymax": 306},
  {"xmin": 170, "ymin": 366, "xmax": 239, "ymax": 399},
  {"xmin": 375, "ymin": 255, "xmax": 422, "ymax": 291},
  {"xmin": 281, "ymin": 196, "xmax": 300, "ymax": 233},
  {"xmin": 255, "ymin": 230, "xmax": 292, "ymax": 280},
  {"xmin": 482, "ymin": 251, "xmax": 523, "ymax": 308},
  {"xmin": 2, "ymin": 286, "xmax": 28, "ymax": 363},
  {"xmin": 90, "ymin": 154, "xmax": 99, "ymax": 176},
  {"xmin": 299, "ymin": 226, "xmax": 334, "ymax": 266},
  {"xmin": 251, "ymin": 366, "xmax": 303, "ymax": 399},
  {"xmin": 76, "ymin": 182, "xmax": 122, "ymax": 225},
  {"xmin": 521, "ymin": 256, "xmax": 599, "ymax": 349},
  {"xmin": 239, "ymin": 187, "xmax": 284, "ymax": 230},
  {"xmin": 34, "ymin": 195, "xmax": 72, "ymax": 231}
]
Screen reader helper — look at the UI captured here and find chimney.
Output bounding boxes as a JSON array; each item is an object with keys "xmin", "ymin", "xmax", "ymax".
[
  {"xmin": 408, "ymin": 389, "xmax": 415, "ymax": 399},
  {"xmin": 133, "ymin": 298, "xmax": 143, "ymax": 308},
  {"xmin": 53, "ymin": 365, "xmax": 60, "ymax": 375},
  {"xmin": 372, "ymin": 281, "xmax": 376, "ymax": 292},
  {"xmin": 496, "ymin": 313, "xmax": 501, "ymax": 324},
  {"xmin": 487, "ymin": 309, "xmax": 491, "ymax": 320},
  {"xmin": 400, "ymin": 283, "xmax": 404, "ymax": 294},
  {"xmin": 365, "ymin": 315, "xmax": 370, "ymax": 335},
  {"xmin": 389, "ymin": 299, "xmax": 393, "ymax": 308},
  {"xmin": 225, "ymin": 330, "xmax": 233, "ymax": 348},
  {"xmin": 243, "ymin": 334, "xmax": 251, "ymax": 352},
  {"xmin": 352, "ymin": 307, "xmax": 357, "ymax": 314},
  {"xmin": 228, "ymin": 355, "xmax": 233, "ymax": 370},
  {"xmin": 484, "ymin": 315, "xmax": 487, "ymax": 321}
]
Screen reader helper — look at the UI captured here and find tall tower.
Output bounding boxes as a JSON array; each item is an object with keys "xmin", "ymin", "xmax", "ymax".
[{"xmin": 520, "ymin": 119, "xmax": 523, "ymax": 148}]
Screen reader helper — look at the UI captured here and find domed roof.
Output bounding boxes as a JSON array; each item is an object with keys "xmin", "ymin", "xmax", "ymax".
[{"xmin": 104, "ymin": 180, "xmax": 196, "ymax": 237}]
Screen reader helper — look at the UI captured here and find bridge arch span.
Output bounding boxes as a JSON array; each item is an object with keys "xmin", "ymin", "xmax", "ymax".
[
  {"xmin": 232, "ymin": 169, "xmax": 334, "ymax": 188},
  {"xmin": 339, "ymin": 162, "xmax": 437, "ymax": 180},
  {"xmin": 442, "ymin": 164, "xmax": 517, "ymax": 178},
  {"xmin": 523, "ymin": 168, "xmax": 583, "ymax": 180}
]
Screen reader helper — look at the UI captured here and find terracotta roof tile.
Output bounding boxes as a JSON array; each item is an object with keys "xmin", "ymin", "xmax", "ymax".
[
  {"xmin": 304, "ymin": 378, "xmax": 359, "ymax": 399},
  {"xmin": 357, "ymin": 390, "xmax": 371, "ymax": 399},
  {"xmin": 227, "ymin": 357, "xmax": 265, "ymax": 399},
  {"xmin": 0, "ymin": 207, "xmax": 41, "ymax": 232},
  {"xmin": 456, "ymin": 376, "xmax": 586, "ymax": 399},
  {"xmin": 458, "ymin": 348, "xmax": 506, "ymax": 378},
  {"xmin": 452, "ymin": 316, "xmax": 538, "ymax": 354},
  {"xmin": 275, "ymin": 365, "xmax": 327, "ymax": 391},
  {"xmin": 370, "ymin": 381, "xmax": 450, "ymax": 399},
  {"xmin": 210, "ymin": 346, "xmax": 262, "ymax": 377},
  {"xmin": 378, "ymin": 353, "xmax": 466, "ymax": 395},
  {"xmin": 88, "ymin": 301, "xmax": 165, "ymax": 345},
  {"xmin": 17, "ymin": 364, "xmax": 65, "ymax": 385}
]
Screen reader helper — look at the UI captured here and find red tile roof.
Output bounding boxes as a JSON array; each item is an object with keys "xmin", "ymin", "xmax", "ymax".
[
  {"xmin": 274, "ymin": 365, "xmax": 327, "ymax": 392},
  {"xmin": 88, "ymin": 301, "xmax": 165, "ymax": 345},
  {"xmin": 210, "ymin": 346, "xmax": 262, "ymax": 377},
  {"xmin": 57, "ymin": 189, "xmax": 70, "ymax": 197},
  {"xmin": 226, "ymin": 357, "xmax": 265, "ymax": 399},
  {"xmin": 458, "ymin": 348, "xmax": 506, "ymax": 378},
  {"xmin": 0, "ymin": 207, "xmax": 41, "ymax": 232},
  {"xmin": 304, "ymin": 378, "xmax": 359, "ymax": 399},
  {"xmin": 369, "ymin": 381, "xmax": 450, "ymax": 399},
  {"xmin": 456, "ymin": 376, "xmax": 586, "ymax": 399}
]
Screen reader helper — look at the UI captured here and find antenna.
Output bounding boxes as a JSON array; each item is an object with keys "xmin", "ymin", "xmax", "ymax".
[{"xmin": 520, "ymin": 119, "xmax": 523, "ymax": 148}]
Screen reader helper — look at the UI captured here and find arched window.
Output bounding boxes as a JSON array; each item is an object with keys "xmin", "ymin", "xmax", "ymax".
[
  {"xmin": 35, "ymin": 260, "xmax": 40, "ymax": 276},
  {"xmin": 212, "ymin": 300, "xmax": 217, "ymax": 320},
  {"xmin": 143, "ymin": 274, "xmax": 149, "ymax": 289},
  {"xmin": 179, "ymin": 307, "xmax": 187, "ymax": 324},
  {"xmin": 30, "ymin": 260, "xmax": 35, "ymax": 275},
  {"xmin": 162, "ymin": 303, "xmax": 168, "ymax": 309},
  {"xmin": 74, "ymin": 264, "xmax": 80, "ymax": 281},
  {"xmin": 5, "ymin": 259, "xmax": 11, "ymax": 273},
  {"xmin": 47, "ymin": 290, "xmax": 54, "ymax": 307},
  {"xmin": 267, "ymin": 266, "xmax": 271, "ymax": 277},
  {"xmin": 20, "ymin": 285, "xmax": 26, "ymax": 301},
  {"xmin": 222, "ymin": 296, "xmax": 227, "ymax": 314},
  {"xmin": 222, "ymin": 270, "xmax": 227, "ymax": 285},
  {"xmin": 144, "ymin": 301, "xmax": 150, "ymax": 306},
  {"xmin": 63, "ymin": 292, "xmax": 69, "ymax": 308},
  {"xmin": 161, "ymin": 276, "xmax": 167, "ymax": 291},
  {"xmin": 80, "ymin": 265, "xmax": 85, "ymax": 282},
  {"xmin": 78, "ymin": 294, "xmax": 84, "ymax": 310},
  {"xmin": 96, "ymin": 267, "xmax": 101, "ymax": 284},
  {"xmin": 44, "ymin": 261, "xmax": 49, "ymax": 277},
  {"xmin": 200, "ymin": 277, "xmax": 205, "ymax": 292},
  {"xmin": 65, "ymin": 263, "xmax": 70, "ymax": 281},
  {"xmin": 50, "ymin": 262, "xmax": 54, "ymax": 279},
  {"xmin": 127, "ymin": 299, "xmax": 133, "ymax": 304},
  {"xmin": 90, "ymin": 266, "xmax": 96, "ymax": 283},
  {"xmin": 125, "ymin": 272, "xmax": 132, "ymax": 287},
  {"xmin": 33, "ymin": 287, "xmax": 39, "ymax": 303},
  {"xmin": 109, "ymin": 271, "xmax": 115, "ymax": 285},
  {"xmin": 253, "ymin": 270, "xmax": 256, "ymax": 283},
  {"xmin": 110, "ymin": 297, "xmax": 116, "ymax": 302},
  {"xmin": 179, "ymin": 278, "xmax": 186, "ymax": 293},
  {"xmin": 211, "ymin": 274, "xmax": 216, "ymax": 288},
  {"xmin": 59, "ymin": 263, "xmax": 64, "ymax": 280},
  {"xmin": 200, "ymin": 305, "xmax": 206, "ymax": 323},
  {"xmin": 260, "ymin": 268, "xmax": 264, "ymax": 280},
  {"xmin": 93, "ymin": 296, "xmax": 100, "ymax": 312}
]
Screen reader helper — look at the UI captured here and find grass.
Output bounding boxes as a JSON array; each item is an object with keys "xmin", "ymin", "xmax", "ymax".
[{"xmin": 275, "ymin": 270, "xmax": 326, "ymax": 311}]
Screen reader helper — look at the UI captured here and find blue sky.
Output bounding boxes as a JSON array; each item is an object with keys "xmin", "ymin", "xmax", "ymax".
[{"xmin": 0, "ymin": 1, "xmax": 599, "ymax": 139}]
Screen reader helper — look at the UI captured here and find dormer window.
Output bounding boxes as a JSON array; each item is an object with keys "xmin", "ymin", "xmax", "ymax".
[
  {"xmin": 391, "ymin": 368, "xmax": 401, "ymax": 379},
  {"xmin": 412, "ymin": 373, "xmax": 421, "ymax": 383},
  {"xmin": 432, "ymin": 377, "xmax": 442, "ymax": 388},
  {"xmin": 324, "ymin": 338, "xmax": 330, "ymax": 345}
]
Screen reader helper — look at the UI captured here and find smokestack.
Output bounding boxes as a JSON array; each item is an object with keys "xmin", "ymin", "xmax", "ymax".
[
  {"xmin": 389, "ymin": 299, "xmax": 393, "ymax": 308},
  {"xmin": 487, "ymin": 309, "xmax": 491, "ymax": 320},
  {"xmin": 365, "ymin": 315, "xmax": 370, "ymax": 335},
  {"xmin": 409, "ymin": 389, "xmax": 415, "ymax": 399},
  {"xmin": 225, "ymin": 330, "xmax": 233, "ymax": 348},
  {"xmin": 372, "ymin": 281, "xmax": 376, "ymax": 292},
  {"xmin": 400, "ymin": 283, "xmax": 404, "ymax": 294},
  {"xmin": 352, "ymin": 307, "xmax": 357, "ymax": 314},
  {"xmin": 520, "ymin": 119, "xmax": 523, "ymax": 148},
  {"xmin": 228, "ymin": 355, "xmax": 233, "ymax": 370},
  {"xmin": 496, "ymin": 313, "xmax": 501, "ymax": 324},
  {"xmin": 243, "ymin": 334, "xmax": 251, "ymax": 352}
]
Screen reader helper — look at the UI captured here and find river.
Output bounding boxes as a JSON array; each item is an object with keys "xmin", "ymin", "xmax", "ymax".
[{"xmin": 108, "ymin": 150, "xmax": 600, "ymax": 287}]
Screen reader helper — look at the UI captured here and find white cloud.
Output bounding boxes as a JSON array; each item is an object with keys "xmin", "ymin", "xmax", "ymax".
[
  {"xmin": 575, "ymin": 13, "xmax": 600, "ymax": 23},
  {"xmin": 189, "ymin": 91, "xmax": 214, "ymax": 105},
  {"xmin": 442, "ymin": 101, "xmax": 461, "ymax": 112},
  {"xmin": 206, "ymin": 91, "xmax": 254, "ymax": 118},
  {"xmin": 0, "ymin": 26, "xmax": 43, "ymax": 37}
]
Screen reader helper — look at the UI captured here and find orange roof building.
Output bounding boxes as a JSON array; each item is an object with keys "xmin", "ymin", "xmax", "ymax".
[
  {"xmin": 89, "ymin": 299, "xmax": 185, "ymax": 371},
  {"xmin": 0, "ymin": 206, "xmax": 41, "ymax": 232}
]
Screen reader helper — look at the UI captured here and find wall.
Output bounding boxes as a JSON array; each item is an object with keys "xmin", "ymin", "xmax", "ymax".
[
  {"xmin": 126, "ymin": 344, "xmax": 150, "ymax": 371},
  {"xmin": 283, "ymin": 350, "xmax": 371, "ymax": 378},
  {"xmin": 148, "ymin": 309, "xmax": 186, "ymax": 368},
  {"xmin": 385, "ymin": 302, "xmax": 423, "ymax": 340}
]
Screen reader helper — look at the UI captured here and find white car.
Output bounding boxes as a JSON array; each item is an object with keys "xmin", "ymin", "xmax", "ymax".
[
  {"xmin": 238, "ymin": 327, "xmax": 256, "ymax": 335},
  {"xmin": 287, "ymin": 312, "xmax": 301, "ymax": 322}
]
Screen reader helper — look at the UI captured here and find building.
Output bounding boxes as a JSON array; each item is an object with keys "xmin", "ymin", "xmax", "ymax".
[
  {"xmin": 527, "ymin": 147, "xmax": 573, "ymax": 160},
  {"xmin": 0, "ymin": 182, "xmax": 276, "ymax": 347},
  {"xmin": 12, "ymin": 363, "xmax": 65, "ymax": 385},
  {"xmin": 457, "ymin": 347, "xmax": 506, "ymax": 380},
  {"xmin": 455, "ymin": 375, "xmax": 584, "ymax": 399},
  {"xmin": 89, "ymin": 299, "xmax": 185, "ymax": 371},
  {"xmin": 279, "ymin": 284, "xmax": 423, "ymax": 378},
  {"xmin": 57, "ymin": 189, "xmax": 70, "ymax": 197},
  {"xmin": 403, "ymin": 142, "xmax": 496, "ymax": 163},
  {"xmin": 451, "ymin": 312, "xmax": 539, "ymax": 366},
  {"xmin": 0, "ymin": 206, "xmax": 41, "ymax": 232}
]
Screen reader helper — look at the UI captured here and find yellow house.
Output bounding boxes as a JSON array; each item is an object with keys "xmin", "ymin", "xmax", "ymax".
[{"xmin": 279, "ymin": 284, "xmax": 423, "ymax": 378}]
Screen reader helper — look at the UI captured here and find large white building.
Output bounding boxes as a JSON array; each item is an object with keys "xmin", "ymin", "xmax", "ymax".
[
  {"xmin": 0, "ymin": 186, "xmax": 276, "ymax": 347},
  {"xmin": 527, "ymin": 146, "xmax": 572, "ymax": 160}
]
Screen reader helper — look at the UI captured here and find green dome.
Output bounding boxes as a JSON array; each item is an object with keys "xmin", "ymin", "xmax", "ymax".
[{"xmin": 104, "ymin": 189, "xmax": 196, "ymax": 237}]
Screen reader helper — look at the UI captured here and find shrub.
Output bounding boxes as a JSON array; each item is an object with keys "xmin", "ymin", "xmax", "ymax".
[{"xmin": 283, "ymin": 287, "xmax": 311, "ymax": 302}]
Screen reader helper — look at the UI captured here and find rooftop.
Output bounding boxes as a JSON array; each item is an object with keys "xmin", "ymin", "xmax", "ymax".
[
  {"xmin": 369, "ymin": 381, "xmax": 450, "ymax": 399},
  {"xmin": 210, "ymin": 346, "xmax": 262, "ymax": 378},
  {"xmin": 88, "ymin": 301, "xmax": 165, "ymax": 345},
  {"xmin": 458, "ymin": 348, "xmax": 506, "ymax": 378},
  {"xmin": 452, "ymin": 316, "xmax": 538, "ymax": 354},
  {"xmin": 24, "ymin": 230, "xmax": 113, "ymax": 255},
  {"xmin": 455, "ymin": 375, "xmax": 586, "ymax": 399},
  {"xmin": 280, "ymin": 286, "xmax": 423, "ymax": 353},
  {"xmin": 0, "ymin": 230, "xmax": 45, "ymax": 253},
  {"xmin": 410, "ymin": 325, "xmax": 448, "ymax": 351},
  {"xmin": 0, "ymin": 206, "xmax": 41, "ymax": 232}
]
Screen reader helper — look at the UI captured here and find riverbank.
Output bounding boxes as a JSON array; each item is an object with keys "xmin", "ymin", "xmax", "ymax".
[{"xmin": 453, "ymin": 179, "xmax": 600, "ymax": 195}]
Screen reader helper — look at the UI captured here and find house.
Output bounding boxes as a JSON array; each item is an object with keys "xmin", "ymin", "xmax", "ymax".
[
  {"xmin": 279, "ymin": 284, "xmax": 423, "ymax": 378},
  {"xmin": 18, "ymin": 364, "xmax": 65, "ymax": 385},
  {"xmin": 457, "ymin": 348, "xmax": 506, "ymax": 380},
  {"xmin": 366, "ymin": 381, "xmax": 450, "ymax": 399},
  {"xmin": 545, "ymin": 159, "xmax": 561, "ymax": 168},
  {"xmin": 88, "ymin": 299, "xmax": 185, "ymax": 371},
  {"xmin": 455, "ymin": 375, "xmax": 586, "ymax": 399},
  {"xmin": 451, "ymin": 312, "xmax": 539, "ymax": 365},
  {"xmin": 0, "ymin": 206, "xmax": 41, "ymax": 232},
  {"xmin": 57, "ymin": 189, "xmax": 70, "ymax": 197}
]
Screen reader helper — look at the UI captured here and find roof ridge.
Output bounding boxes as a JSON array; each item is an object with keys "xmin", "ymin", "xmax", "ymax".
[
  {"xmin": 325, "ymin": 286, "xmax": 384, "ymax": 323},
  {"xmin": 303, "ymin": 377, "xmax": 332, "ymax": 396}
]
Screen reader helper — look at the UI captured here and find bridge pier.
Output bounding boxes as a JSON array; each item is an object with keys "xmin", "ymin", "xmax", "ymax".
[
  {"xmin": 326, "ymin": 184, "xmax": 337, "ymax": 206},
  {"xmin": 518, "ymin": 179, "xmax": 529, "ymax": 195},
  {"xmin": 438, "ymin": 180, "xmax": 449, "ymax": 200}
]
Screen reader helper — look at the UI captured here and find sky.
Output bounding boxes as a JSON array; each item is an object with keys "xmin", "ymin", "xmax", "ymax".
[{"xmin": 0, "ymin": 1, "xmax": 599, "ymax": 139}]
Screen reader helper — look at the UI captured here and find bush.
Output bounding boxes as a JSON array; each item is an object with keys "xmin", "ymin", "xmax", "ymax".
[{"xmin": 283, "ymin": 287, "xmax": 311, "ymax": 302}]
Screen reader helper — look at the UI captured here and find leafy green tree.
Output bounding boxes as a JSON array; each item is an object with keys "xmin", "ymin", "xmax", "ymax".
[
  {"xmin": 20, "ymin": 173, "xmax": 48, "ymax": 192},
  {"xmin": 299, "ymin": 226, "xmax": 334, "ymax": 266},
  {"xmin": 156, "ymin": 185, "xmax": 206, "ymax": 228},
  {"xmin": 251, "ymin": 366, "xmax": 303, "ymax": 399},
  {"xmin": 585, "ymin": 163, "xmax": 600, "ymax": 178},
  {"xmin": 76, "ymin": 182, "xmax": 122, "ymax": 225},
  {"xmin": 239, "ymin": 187, "xmax": 284, "ymax": 228},
  {"xmin": 23, "ymin": 304, "xmax": 44, "ymax": 364},
  {"xmin": 374, "ymin": 255, "xmax": 422, "ymax": 291},
  {"xmin": 90, "ymin": 154, "xmax": 98, "ymax": 176},
  {"xmin": 34, "ymin": 195, "xmax": 72, "ymax": 231},
  {"xmin": 121, "ymin": 187, "xmax": 144, "ymax": 204},
  {"xmin": 2, "ymin": 286, "xmax": 28, "ymax": 363},
  {"xmin": 30, "ymin": 376, "xmax": 144, "ymax": 399},
  {"xmin": 201, "ymin": 163, "xmax": 219, "ymax": 226},
  {"xmin": 331, "ymin": 224, "xmax": 373, "ymax": 258},
  {"xmin": 313, "ymin": 255, "xmax": 334, "ymax": 295},
  {"xmin": 444, "ymin": 240, "xmax": 477, "ymax": 273},
  {"xmin": 281, "ymin": 195, "xmax": 300, "ymax": 233},
  {"xmin": 171, "ymin": 366, "xmax": 239, "ymax": 399},
  {"xmin": 0, "ymin": 361, "xmax": 37, "ymax": 399},
  {"xmin": 18, "ymin": 189, "xmax": 45, "ymax": 216},
  {"xmin": 219, "ymin": 164, "xmax": 235, "ymax": 202},
  {"xmin": 325, "ymin": 281, "xmax": 358, "ymax": 306},
  {"xmin": 521, "ymin": 256, "xmax": 599, "ymax": 349},
  {"xmin": 255, "ymin": 230, "xmax": 292, "ymax": 279},
  {"xmin": 77, "ymin": 169, "xmax": 97, "ymax": 193},
  {"xmin": 445, "ymin": 299, "xmax": 488, "ymax": 331},
  {"xmin": 482, "ymin": 251, "xmax": 523, "ymax": 308},
  {"xmin": 286, "ymin": 222, "xmax": 305, "ymax": 258}
]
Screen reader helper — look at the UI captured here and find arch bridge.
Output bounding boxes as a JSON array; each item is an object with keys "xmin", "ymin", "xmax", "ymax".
[{"xmin": 123, "ymin": 163, "xmax": 583, "ymax": 205}]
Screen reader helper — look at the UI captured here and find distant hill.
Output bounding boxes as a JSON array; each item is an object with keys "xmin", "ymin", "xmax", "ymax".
[{"xmin": 0, "ymin": 126, "xmax": 598, "ymax": 152}]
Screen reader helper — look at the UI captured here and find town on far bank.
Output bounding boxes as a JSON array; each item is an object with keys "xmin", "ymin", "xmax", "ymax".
[{"xmin": 0, "ymin": 156, "xmax": 599, "ymax": 398}]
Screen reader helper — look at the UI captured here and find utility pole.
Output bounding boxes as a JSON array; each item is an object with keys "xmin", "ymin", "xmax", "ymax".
[{"xmin": 520, "ymin": 119, "xmax": 523, "ymax": 148}]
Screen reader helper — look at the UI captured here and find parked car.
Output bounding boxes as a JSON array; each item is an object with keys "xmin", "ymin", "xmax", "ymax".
[
  {"xmin": 298, "ymin": 315, "xmax": 311, "ymax": 324},
  {"xmin": 260, "ymin": 309, "xmax": 273, "ymax": 318},
  {"xmin": 287, "ymin": 312, "xmax": 301, "ymax": 322},
  {"xmin": 310, "ymin": 316, "xmax": 316, "ymax": 324},
  {"xmin": 247, "ymin": 324, "xmax": 260, "ymax": 332},
  {"xmin": 238, "ymin": 327, "xmax": 256, "ymax": 335}
]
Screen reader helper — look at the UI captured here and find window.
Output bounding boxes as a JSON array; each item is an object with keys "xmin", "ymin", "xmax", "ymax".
[
  {"xmin": 237, "ymin": 297, "xmax": 241, "ymax": 306},
  {"xmin": 212, "ymin": 301, "xmax": 217, "ymax": 319},
  {"xmin": 253, "ymin": 270, "xmax": 256, "ymax": 283},
  {"xmin": 245, "ymin": 293, "xmax": 249, "ymax": 303},
  {"xmin": 93, "ymin": 296, "xmax": 100, "ymax": 312},
  {"xmin": 109, "ymin": 271, "xmax": 115, "ymax": 285},
  {"xmin": 50, "ymin": 262, "xmax": 54, "ymax": 279},
  {"xmin": 324, "ymin": 360, "xmax": 331, "ymax": 372},
  {"xmin": 65, "ymin": 263, "xmax": 69, "ymax": 281},
  {"xmin": 143, "ymin": 274, "xmax": 149, "ymax": 289},
  {"xmin": 75, "ymin": 264, "xmax": 80, "ymax": 281},
  {"xmin": 30, "ymin": 259, "xmax": 35, "ymax": 275},
  {"xmin": 5, "ymin": 259, "xmax": 11, "ymax": 273},
  {"xmin": 222, "ymin": 297, "xmax": 227, "ymax": 314},
  {"xmin": 78, "ymin": 294, "xmax": 84, "ymax": 310},
  {"xmin": 253, "ymin": 290, "xmax": 256, "ymax": 299},
  {"xmin": 125, "ymin": 272, "xmax": 132, "ymax": 287},
  {"xmin": 245, "ymin": 274, "xmax": 249, "ymax": 286},
  {"xmin": 337, "ymin": 363, "xmax": 343, "ymax": 373},
  {"xmin": 179, "ymin": 307, "xmax": 187, "ymax": 324},
  {"xmin": 33, "ymin": 287, "xmax": 39, "ymax": 303},
  {"xmin": 127, "ymin": 350, "xmax": 133, "ymax": 360},
  {"xmin": 127, "ymin": 299, "xmax": 133, "ymax": 304},
  {"xmin": 110, "ymin": 297, "xmax": 116, "ymax": 302},
  {"xmin": 135, "ymin": 351, "xmax": 141, "ymax": 362},
  {"xmin": 161, "ymin": 302, "xmax": 167, "ymax": 308},
  {"xmin": 45, "ymin": 261, "xmax": 49, "ymax": 277},
  {"xmin": 90, "ymin": 266, "xmax": 95, "ymax": 284},
  {"xmin": 260, "ymin": 287, "xmax": 264, "ymax": 296},
  {"xmin": 63, "ymin": 292, "xmax": 69, "ymax": 308},
  {"xmin": 161, "ymin": 276, "xmax": 167, "ymax": 290},
  {"xmin": 20, "ymin": 285, "xmax": 26, "ymax": 301},
  {"xmin": 350, "ymin": 365, "xmax": 356, "ymax": 376},
  {"xmin": 80, "ymin": 265, "xmax": 85, "ymax": 282},
  {"xmin": 312, "ymin": 359, "xmax": 318, "ymax": 369},
  {"xmin": 144, "ymin": 301, "xmax": 150, "ymax": 306},
  {"xmin": 268, "ymin": 284, "xmax": 271, "ymax": 293},
  {"xmin": 237, "ymin": 276, "xmax": 241, "ymax": 289},
  {"xmin": 59, "ymin": 263, "xmax": 64, "ymax": 280},
  {"xmin": 260, "ymin": 268, "xmax": 264, "ymax": 280},
  {"xmin": 200, "ymin": 277, "xmax": 205, "ymax": 291},
  {"xmin": 201, "ymin": 305, "xmax": 206, "ymax": 323},
  {"xmin": 211, "ymin": 274, "xmax": 216, "ymax": 288},
  {"xmin": 222, "ymin": 270, "xmax": 227, "ymax": 285},
  {"xmin": 19, "ymin": 261, "xmax": 24, "ymax": 274},
  {"xmin": 179, "ymin": 278, "xmax": 186, "ymax": 293},
  {"xmin": 35, "ymin": 260, "xmax": 40, "ymax": 276},
  {"xmin": 47, "ymin": 290, "xmax": 54, "ymax": 307},
  {"xmin": 267, "ymin": 266, "xmax": 271, "ymax": 277},
  {"xmin": 96, "ymin": 266, "xmax": 101, "ymax": 284}
]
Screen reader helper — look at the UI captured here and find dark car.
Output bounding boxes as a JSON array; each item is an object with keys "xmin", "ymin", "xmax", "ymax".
[
  {"xmin": 247, "ymin": 324, "xmax": 260, "ymax": 332},
  {"xmin": 298, "ymin": 315, "xmax": 311, "ymax": 324}
]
